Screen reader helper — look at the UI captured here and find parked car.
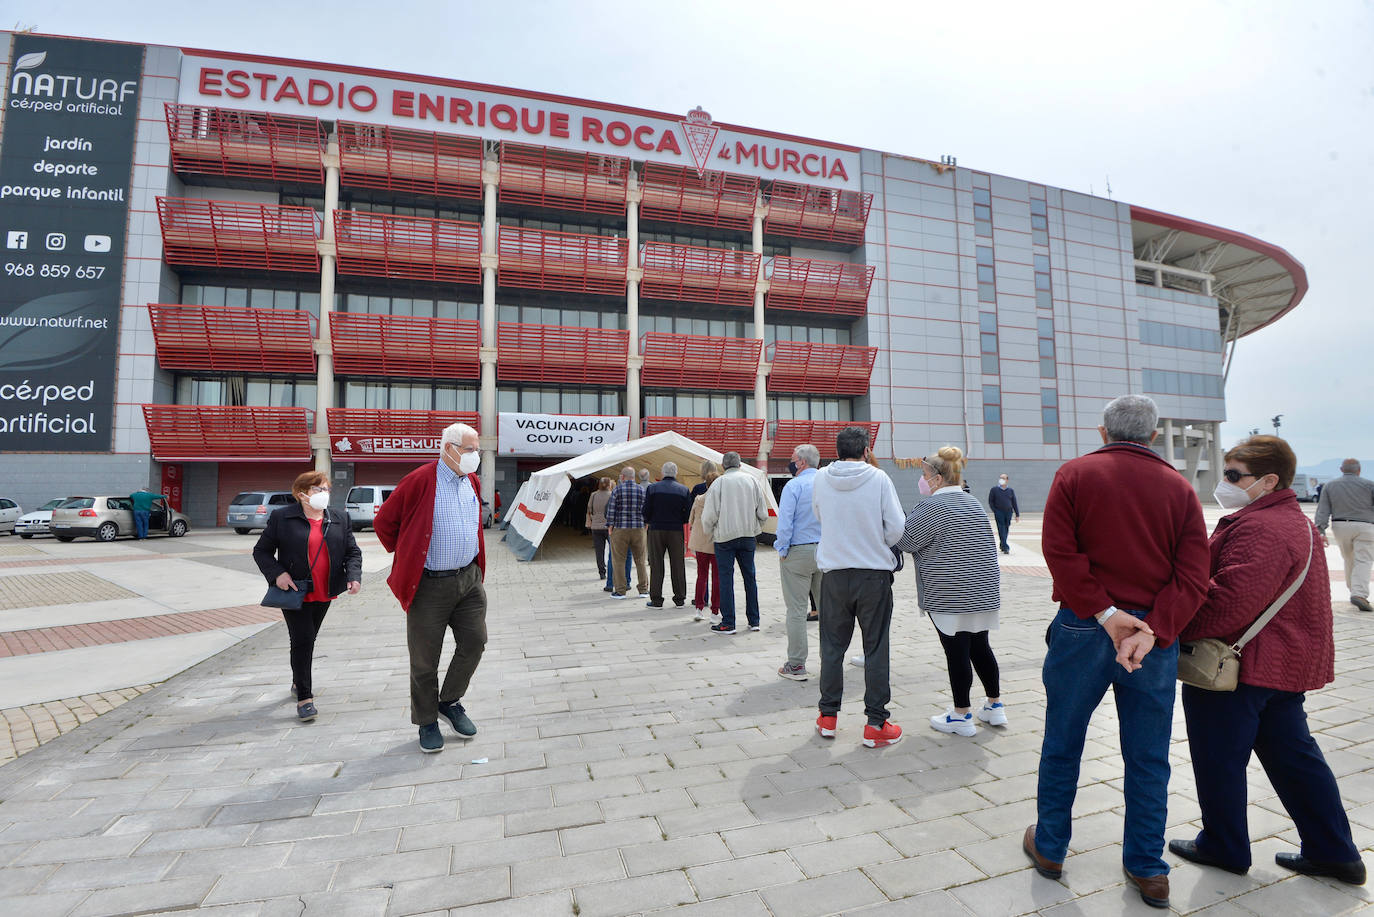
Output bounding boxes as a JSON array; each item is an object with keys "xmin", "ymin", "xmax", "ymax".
[
  {"xmin": 226, "ymin": 491, "xmax": 295, "ymax": 534},
  {"xmin": 344, "ymin": 484, "xmax": 396, "ymax": 532},
  {"xmin": 50, "ymin": 496, "xmax": 190, "ymax": 542},
  {"xmin": 15, "ymin": 498, "xmax": 76, "ymax": 538},
  {"xmin": 0, "ymin": 497, "xmax": 19, "ymax": 534}
]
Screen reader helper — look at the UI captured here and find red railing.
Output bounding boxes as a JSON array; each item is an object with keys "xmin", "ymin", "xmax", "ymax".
[
  {"xmin": 641, "ymin": 417, "xmax": 765, "ymax": 455},
  {"xmin": 765, "ymin": 182, "xmax": 873, "ymax": 245},
  {"xmin": 639, "ymin": 332, "xmax": 761, "ymax": 390},
  {"xmin": 497, "ymin": 323, "xmax": 630, "ymax": 384},
  {"xmin": 499, "ymin": 142, "xmax": 629, "ymax": 215},
  {"xmin": 639, "ymin": 162, "xmax": 758, "ymax": 230},
  {"xmin": 497, "ymin": 226, "xmax": 628, "ymax": 295},
  {"xmin": 325, "ymin": 409, "xmax": 480, "ymax": 460},
  {"xmin": 330, "ymin": 312, "xmax": 481, "ymax": 379},
  {"xmin": 766, "ymin": 341, "xmax": 878, "ymax": 395},
  {"xmin": 766, "ymin": 256, "xmax": 875, "ymax": 316},
  {"xmin": 333, "ymin": 210, "xmax": 482, "ymax": 284},
  {"xmin": 157, "ymin": 198, "xmax": 321, "ymax": 273},
  {"xmin": 337, "ymin": 121, "xmax": 483, "ymax": 199},
  {"xmin": 771, "ymin": 420, "xmax": 882, "ymax": 460},
  {"xmin": 147, "ymin": 304, "xmax": 316, "ymax": 374},
  {"xmin": 141, "ymin": 405, "xmax": 314, "ymax": 462},
  {"xmin": 639, "ymin": 242, "xmax": 760, "ymax": 307},
  {"xmin": 165, "ymin": 103, "xmax": 325, "ymax": 184}
]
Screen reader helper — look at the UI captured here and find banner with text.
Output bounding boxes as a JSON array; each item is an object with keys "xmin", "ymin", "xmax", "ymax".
[
  {"xmin": 0, "ymin": 35, "xmax": 143, "ymax": 452},
  {"xmin": 498, "ymin": 413, "xmax": 628, "ymax": 457}
]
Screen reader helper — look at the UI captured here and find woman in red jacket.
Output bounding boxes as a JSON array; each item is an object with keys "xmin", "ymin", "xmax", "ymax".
[{"xmin": 1169, "ymin": 436, "xmax": 1364, "ymax": 884}]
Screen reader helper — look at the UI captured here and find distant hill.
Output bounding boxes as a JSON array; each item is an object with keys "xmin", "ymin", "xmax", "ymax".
[{"xmin": 1298, "ymin": 458, "xmax": 1370, "ymax": 482}]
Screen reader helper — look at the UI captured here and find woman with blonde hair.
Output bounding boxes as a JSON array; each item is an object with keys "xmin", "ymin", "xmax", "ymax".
[
  {"xmin": 587, "ymin": 476, "xmax": 614, "ymax": 581},
  {"xmin": 688, "ymin": 470, "xmax": 721, "ymax": 622},
  {"xmin": 896, "ymin": 445, "xmax": 1005, "ymax": 736}
]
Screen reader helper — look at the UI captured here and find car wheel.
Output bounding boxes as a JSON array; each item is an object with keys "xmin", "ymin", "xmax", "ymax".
[
  {"xmin": 56, "ymin": 536, "xmax": 75, "ymax": 542},
  {"xmin": 97, "ymin": 522, "xmax": 119, "ymax": 542},
  {"xmin": 234, "ymin": 527, "xmax": 251, "ymax": 535},
  {"xmin": 170, "ymin": 520, "xmax": 188, "ymax": 537}
]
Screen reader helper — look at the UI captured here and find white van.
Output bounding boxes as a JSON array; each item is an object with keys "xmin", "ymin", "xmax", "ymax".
[{"xmin": 345, "ymin": 485, "xmax": 396, "ymax": 531}]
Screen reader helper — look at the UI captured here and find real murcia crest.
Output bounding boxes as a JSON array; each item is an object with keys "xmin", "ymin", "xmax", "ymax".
[{"xmin": 679, "ymin": 106, "xmax": 719, "ymax": 177}]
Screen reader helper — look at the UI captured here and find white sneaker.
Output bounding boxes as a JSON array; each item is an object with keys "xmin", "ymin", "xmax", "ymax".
[
  {"xmin": 709, "ymin": 611, "xmax": 722, "ymax": 625},
  {"xmin": 930, "ymin": 709, "xmax": 977, "ymax": 737},
  {"xmin": 692, "ymin": 609, "xmax": 705, "ymax": 622},
  {"xmin": 977, "ymin": 702, "xmax": 1008, "ymax": 726},
  {"xmin": 849, "ymin": 655, "xmax": 865, "ymax": 668}
]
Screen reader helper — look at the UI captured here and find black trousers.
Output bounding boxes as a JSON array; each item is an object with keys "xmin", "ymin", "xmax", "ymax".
[
  {"xmin": 407, "ymin": 565, "xmax": 487, "ymax": 726},
  {"xmin": 993, "ymin": 509, "xmax": 1012, "ymax": 549},
  {"xmin": 818, "ymin": 568, "xmax": 894, "ymax": 726},
  {"xmin": 592, "ymin": 530, "xmax": 608, "ymax": 577},
  {"xmin": 1183, "ymin": 682, "xmax": 1360, "ymax": 869},
  {"xmin": 283, "ymin": 600, "xmax": 330, "ymax": 701},
  {"xmin": 933, "ymin": 624, "xmax": 999, "ymax": 708},
  {"xmin": 647, "ymin": 528, "xmax": 686, "ymax": 605}
]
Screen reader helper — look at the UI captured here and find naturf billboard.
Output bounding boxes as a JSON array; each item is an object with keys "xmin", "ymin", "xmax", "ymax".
[{"xmin": 0, "ymin": 35, "xmax": 142, "ymax": 452}]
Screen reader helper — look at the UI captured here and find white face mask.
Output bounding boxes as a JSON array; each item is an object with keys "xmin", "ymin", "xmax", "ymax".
[
  {"xmin": 999, "ymin": 479, "xmax": 1008, "ymax": 488},
  {"xmin": 1212, "ymin": 479, "xmax": 1257, "ymax": 509},
  {"xmin": 458, "ymin": 449, "xmax": 481, "ymax": 475},
  {"xmin": 308, "ymin": 491, "xmax": 331, "ymax": 510}
]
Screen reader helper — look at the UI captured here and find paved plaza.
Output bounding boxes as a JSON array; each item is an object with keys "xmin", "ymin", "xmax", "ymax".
[{"xmin": 0, "ymin": 510, "xmax": 1372, "ymax": 916}]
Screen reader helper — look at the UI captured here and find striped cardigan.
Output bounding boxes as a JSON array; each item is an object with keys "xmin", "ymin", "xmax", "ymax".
[{"xmin": 896, "ymin": 488, "xmax": 1000, "ymax": 614}]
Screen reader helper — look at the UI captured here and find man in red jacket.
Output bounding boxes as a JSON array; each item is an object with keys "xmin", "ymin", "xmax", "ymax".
[
  {"xmin": 1023, "ymin": 395, "xmax": 1210, "ymax": 910},
  {"xmin": 374, "ymin": 422, "xmax": 487, "ymax": 754}
]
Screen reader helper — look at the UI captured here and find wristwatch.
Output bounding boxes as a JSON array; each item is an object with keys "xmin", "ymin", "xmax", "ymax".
[{"xmin": 1095, "ymin": 606, "xmax": 1118, "ymax": 625}]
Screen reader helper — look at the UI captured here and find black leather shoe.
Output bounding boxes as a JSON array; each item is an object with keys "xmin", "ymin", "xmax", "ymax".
[
  {"xmin": 1353, "ymin": 596, "xmax": 1373, "ymax": 613},
  {"xmin": 1275, "ymin": 851, "xmax": 1366, "ymax": 885},
  {"xmin": 438, "ymin": 701, "xmax": 477, "ymax": 737},
  {"xmin": 645, "ymin": 600, "xmax": 664, "ymax": 608},
  {"xmin": 1169, "ymin": 839, "xmax": 1248, "ymax": 875}
]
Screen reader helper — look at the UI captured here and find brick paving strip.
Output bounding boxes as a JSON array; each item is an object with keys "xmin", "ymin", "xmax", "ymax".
[
  {"xmin": 0, "ymin": 604, "xmax": 279, "ymax": 657},
  {"xmin": 0, "ymin": 686, "xmax": 154, "ymax": 765}
]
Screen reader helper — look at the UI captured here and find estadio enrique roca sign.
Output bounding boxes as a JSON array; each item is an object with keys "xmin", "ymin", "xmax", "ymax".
[
  {"xmin": 178, "ymin": 54, "xmax": 859, "ymax": 189},
  {"xmin": 498, "ymin": 412, "xmax": 629, "ymax": 457}
]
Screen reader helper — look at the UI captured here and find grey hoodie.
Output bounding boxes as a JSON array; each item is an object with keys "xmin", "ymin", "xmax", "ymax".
[{"xmin": 812, "ymin": 460, "xmax": 905, "ymax": 572}]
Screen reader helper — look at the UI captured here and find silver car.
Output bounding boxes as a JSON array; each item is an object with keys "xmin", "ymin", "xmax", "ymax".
[
  {"xmin": 226, "ymin": 491, "xmax": 295, "ymax": 534},
  {"xmin": 50, "ymin": 496, "xmax": 190, "ymax": 542},
  {"xmin": 0, "ymin": 497, "xmax": 18, "ymax": 534},
  {"xmin": 15, "ymin": 498, "xmax": 76, "ymax": 538}
]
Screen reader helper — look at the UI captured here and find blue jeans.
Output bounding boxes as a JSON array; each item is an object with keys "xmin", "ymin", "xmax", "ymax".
[
  {"xmin": 714, "ymin": 536, "xmax": 759, "ymax": 628},
  {"xmin": 604, "ymin": 539, "xmax": 631, "ymax": 591},
  {"xmin": 134, "ymin": 509, "xmax": 151, "ymax": 539},
  {"xmin": 993, "ymin": 508, "xmax": 1012, "ymax": 550},
  {"xmin": 1035, "ymin": 607, "xmax": 1178, "ymax": 877}
]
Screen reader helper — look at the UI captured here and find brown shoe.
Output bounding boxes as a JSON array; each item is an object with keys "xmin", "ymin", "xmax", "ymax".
[
  {"xmin": 1124, "ymin": 868, "xmax": 1169, "ymax": 908},
  {"xmin": 1023, "ymin": 825, "xmax": 1062, "ymax": 879}
]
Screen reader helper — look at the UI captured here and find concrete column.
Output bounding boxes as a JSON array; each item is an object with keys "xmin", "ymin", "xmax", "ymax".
[
  {"xmin": 1209, "ymin": 420, "xmax": 1225, "ymax": 490},
  {"xmin": 1162, "ymin": 418, "xmax": 1175, "ymax": 467},
  {"xmin": 312, "ymin": 133, "xmax": 341, "ymax": 476},
  {"xmin": 752, "ymin": 198, "xmax": 768, "ymax": 466},
  {"xmin": 626, "ymin": 171, "xmax": 642, "ymax": 438},
  {"xmin": 479, "ymin": 158, "xmax": 498, "ymax": 500}
]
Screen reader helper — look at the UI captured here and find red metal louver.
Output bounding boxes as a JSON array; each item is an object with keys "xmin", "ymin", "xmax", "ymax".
[
  {"xmin": 141, "ymin": 405, "xmax": 314, "ymax": 462},
  {"xmin": 639, "ymin": 333, "xmax": 761, "ymax": 390},
  {"xmin": 337, "ymin": 121, "xmax": 483, "ymax": 199},
  {"xmin": 497, "ymin": 227, "xmax": 628, "ymax": 295},
  {"xmin": 766, "ymin": 342, "xmax": 878, "ymax": 396},
  {"xmin": 496, "ymin": 323, "xmax": 630, "ymax": 384},
  {"xmin": 333, "ymin": 210, "xmax": 482, "ymax": 284},
  {"xmin": 641, "ymin": 417, "xmax": 765, "ymax": 455},
  {"xmin": 499, "ymin": 142, "xmax": 630, "ymax": 215},
  {"xmin": 147, "ymin": 304, "xmax": 316, "ymax": 374},
  {"xmin": 765, "ymin": 257, "xmax": 875, "ymax": 316},
  {"xmin": 326, "ymin": 409, "xmax": 481, "ymax": 461},
  {"xmin": 638, "ymin": 242, "xmax": 760, "ymax": 307},
  {"xmin": 639, "ymin": 162, "xmax": 758, "ymax": 230},
  {"xmin": 764, "ymin": 181, "xmax": 873, "ymax": 245},
  {"xmin": 157, "ymin": 198, "xmax": 321, "ymax": 273},
  {"xmin": 164, "ymin": 103, "xmax": 325, "ymax": 185},
  {"xmin": 330, "ymin": 313, "xmax": 481, "ymax": 379},
  {"xmin": 771, "ymin": 420, "xmax": 881, "ymax": 460}
]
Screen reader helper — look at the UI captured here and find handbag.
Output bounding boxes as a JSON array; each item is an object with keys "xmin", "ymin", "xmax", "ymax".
[
  {"xmin": 260, "ymin": 515, "xmax": 327, "ymax": 610},
  {"xmin": 1177, "ymin": 528, "xmax": 1314, "ymax": 691}
]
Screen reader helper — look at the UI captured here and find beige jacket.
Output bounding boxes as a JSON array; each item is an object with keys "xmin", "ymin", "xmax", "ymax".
[
  {"xmin": 701, "ymin": 467, "xmax": 768, "ymax": 543},
  {"xmin": 688, "ymin": 494, "xmax": 714, "ymax": 554}
]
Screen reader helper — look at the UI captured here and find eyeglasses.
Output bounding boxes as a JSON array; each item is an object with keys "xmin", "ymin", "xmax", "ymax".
[
  {"xmin": 308, "ymin": 485, "xmax": 331, "ymax": 494},
  {"xmin": 1221, "ymin": 469, "xmax": 1256, "ymax": 484},
  {"xmin": 447, "ymin": 443, "xmax": 479, "ymax": 454}
]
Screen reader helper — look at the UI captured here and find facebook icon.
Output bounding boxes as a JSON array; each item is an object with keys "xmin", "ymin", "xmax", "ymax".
[{"xmin": 5, "ymin": 230, "xmax": 28, "ymax": 250}]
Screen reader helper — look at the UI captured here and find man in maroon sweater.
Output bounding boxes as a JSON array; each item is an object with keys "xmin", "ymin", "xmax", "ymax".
[{"xmin": 1023, "ymin": 395, "xmax": 1210, "ymax": 910}]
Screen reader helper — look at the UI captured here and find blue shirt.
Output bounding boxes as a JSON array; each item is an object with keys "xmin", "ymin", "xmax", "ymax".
[
  {"xmin": 775, "ymin": 467, "xmax": 821, "ymax": 556},
  {"xmin": 426, "ymin": 460, "xmax": 480, "ymax": 570},
  {"xmin": 605, "ymin": 481, "xmax": 646, "ymax": 529}
]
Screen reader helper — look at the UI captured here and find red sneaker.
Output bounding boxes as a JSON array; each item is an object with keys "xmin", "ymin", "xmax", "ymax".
[
  {"xmin": 862, "ymin": 720, "xmax": 903, "ymax": 748},
  {"xmin": 816, "ymin": 714, "xmax": 837, "ymax": 738}
]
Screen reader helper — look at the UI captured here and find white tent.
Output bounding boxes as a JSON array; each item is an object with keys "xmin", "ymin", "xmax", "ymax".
[{"xmin": 503, "ymin": 431, "xmax": 779, "ymax": 560}]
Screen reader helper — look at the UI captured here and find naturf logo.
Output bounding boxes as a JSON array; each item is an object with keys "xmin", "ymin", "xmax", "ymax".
[
  {"xmin": 679, "ymin": 106, "xmax": 719, "ymax": 177},
  {"xmin": 9, "ymin": 48, "xmax": 138, "ymax": 109}
]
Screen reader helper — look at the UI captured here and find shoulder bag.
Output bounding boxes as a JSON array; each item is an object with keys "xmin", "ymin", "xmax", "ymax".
[
  {"xmin": 1177, "ymin": 528, "xmax": 1314, "ymax": 691},
  {"xmin": 261, "ymin": 515, "xmax": 329, "ymax": 610}
]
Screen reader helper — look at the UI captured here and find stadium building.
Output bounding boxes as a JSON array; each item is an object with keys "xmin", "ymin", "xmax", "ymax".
[{"xmin": 0, "ymin": 31, "xmax": 1307, "ymax": 528}]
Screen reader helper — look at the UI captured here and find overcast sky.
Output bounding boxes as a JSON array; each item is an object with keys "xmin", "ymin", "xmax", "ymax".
[{"xmin": 14, "ymin": 0, "xmax": 1371, "ymax": 467}]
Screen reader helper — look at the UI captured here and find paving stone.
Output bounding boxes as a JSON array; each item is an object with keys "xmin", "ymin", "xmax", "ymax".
[
  {"xmin": 201, "ymin": 864, "xmax": 335, "ymax": 906},
  {"xmin": 865, "ymin": 848, "xmax": 986, "ymax": 897},
  {"xmin": 71, "ymin": 875, "xmax": 216, "ymax": 916},
  {"xmin": 40, "ymin": 853, "xmax": 175, "ymax": 892},
  {"xmin": 686, "ymin": 850, "xmax": 806, "ymax": 899},
  {"xmin": 559, "ymin": 815, "xmax": 662, "ymax": 854},
  {"xmin": 758, "ymin": 870, "xmax": 888, "ymax": 917},
  {"xmin": 621, "ymin": 834, "xmax": 733, "ymax": 877},
  {"xmin": 788, "ymin": 832, "xmax": 903, "ymax": 877},
  {"xmin": 573, "ymin": 871, "xmax": 697, "ymax": 917},
  {"xmin": 511, "ymin": 849, "xmax": 625, "ymax": 894},
  {"xmin": 298, "ymin": 887, "xmax": 390, "ymax": 917}
]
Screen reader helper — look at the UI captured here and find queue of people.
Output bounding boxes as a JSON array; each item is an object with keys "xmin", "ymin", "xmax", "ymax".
[{"xmin": 250, "ymin": 402, "xmax": 1365, "ymax": 906}]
